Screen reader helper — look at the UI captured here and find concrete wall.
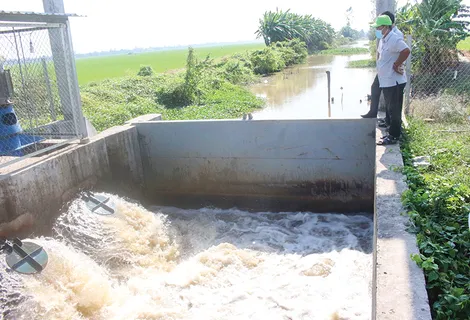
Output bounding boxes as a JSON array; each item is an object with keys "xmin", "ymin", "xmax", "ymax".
[
  {"xmin": 0, "ymin": 122, "xmax": 147, "ymax": 236},
  {"xmin": 136, "ymin": 118, "xmax": 376, "ymax": 212}
]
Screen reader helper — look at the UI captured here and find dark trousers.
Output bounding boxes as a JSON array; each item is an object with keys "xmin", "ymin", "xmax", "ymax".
[
  {"xmin": 382, "ymin": 82, "xmax": 406, "ymax": 138},
  {"xmin": 369, "ymin": 75, "xmax": 381, "ymax": 117}
]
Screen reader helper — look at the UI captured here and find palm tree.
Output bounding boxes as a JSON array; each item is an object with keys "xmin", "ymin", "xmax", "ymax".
[{"xmin": 255, "ymin": 9, "xmax": 335, "ymax": 52}]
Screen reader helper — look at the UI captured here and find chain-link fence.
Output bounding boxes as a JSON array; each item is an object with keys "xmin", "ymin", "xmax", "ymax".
[
  {"xmin": 0, "ymin": 22, "xmax": 85, "ymax": 169},
  {"xmin": 405, "ymin": 35, "xmax": 470, "ymax": 122}
]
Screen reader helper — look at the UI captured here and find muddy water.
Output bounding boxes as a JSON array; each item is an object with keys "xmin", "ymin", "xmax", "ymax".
[
  {"xmin": 251, "ymin": 51, "xmax": 376, "ymax": 119},
  {"xmin": 1, "ymin": 193, "xmax": 373, "ymax": 320}
]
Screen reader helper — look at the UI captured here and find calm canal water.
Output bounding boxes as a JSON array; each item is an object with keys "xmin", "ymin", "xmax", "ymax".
[{"xmin": 251, "ymin": 48, "xmax": 376, "ymax": 120}]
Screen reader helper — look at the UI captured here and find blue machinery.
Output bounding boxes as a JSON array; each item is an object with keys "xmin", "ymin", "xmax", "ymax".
[
  {"xmin": 0, "ymin": 66, "xmax": 44, "ymax": 157},
  {"xmin": 1, "ymin": 192, "xmax": 115, "ymax": 274}
]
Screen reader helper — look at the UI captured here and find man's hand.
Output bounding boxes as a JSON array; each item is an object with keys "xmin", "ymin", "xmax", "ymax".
[{"xmin": 393, "ymin": 62, "xmax": 404, "ymax": 75}]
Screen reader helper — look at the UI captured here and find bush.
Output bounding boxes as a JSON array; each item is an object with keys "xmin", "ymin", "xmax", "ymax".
[
  {"xmin": 155, "ymin": 48, "xmax": 216, "ymax": 108},
  {"xmin": 334, "ymin": 35, "xmax": 353, "ymax": 47},
  {"xmin": 137, "ymin": 65, "xmax": 154, "ymax": 76},
  {"xmin": 165, "ymin": 81, "xmax": 264, "ymax": 120},
  {"xmin": 81, "ymin": 77, "xmax": 159, "ymax": 131},
  {"xmin": 250, "ymin": 47, "xmax": 285, "ymax": 75},
  {"xmin": 155, "ymin": 74, "xmax": 191, "ymax": 108},
  {"xmin": 272, "ymin": 39, "xmax": 308, "ymax": 66},
  {"xmin": 215, "ymin": 54, "xmax": 258, "ymax": 85}
]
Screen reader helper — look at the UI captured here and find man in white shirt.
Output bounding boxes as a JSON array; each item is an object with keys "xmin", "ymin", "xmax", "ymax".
[
  {"xmin": 361, "ymin": 11, "xmax": 404, "ymax": 120},
  {"xmin": 373, "ymin": 14, "xmax": 410, "ymax": 145}
]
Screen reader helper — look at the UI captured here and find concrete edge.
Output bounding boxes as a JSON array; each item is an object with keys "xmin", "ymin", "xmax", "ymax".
[
  {"xmin": 374, "ymin": 126, "xmax": 432, "ymax": 320},
  {"xmin": 124, "ymin": 113, "xmax": 162, "ymax": 124},
  {"xmin": 0, "ymin": 119, "xmax": 146, "ymax": 234}
]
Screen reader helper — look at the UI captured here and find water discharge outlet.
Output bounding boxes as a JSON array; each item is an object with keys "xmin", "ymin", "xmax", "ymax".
[
  {"xmin": 82, "ymin": 192, "xmax": 115, "ymax": 215},
  {"xmin": 1, "ymin": 238, "xmax": 48, "ymax": 274}
]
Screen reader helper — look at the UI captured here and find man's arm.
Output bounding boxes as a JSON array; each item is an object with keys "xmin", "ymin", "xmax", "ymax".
[
  {"xmin": 394, "ymin": 48, "xmax": 410, "ymax": 67},
  {"xmin": 393, "ymin": 48, "xmax": 410, "ymax": 74},
  {"xmin": 392, "ymin": 38, "xmax": 410, "ymax": 74}
]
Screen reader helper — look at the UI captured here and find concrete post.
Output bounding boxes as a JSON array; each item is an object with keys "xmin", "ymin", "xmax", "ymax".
[
  {"xmin": 42, "ymin": 0, "xmax": 88, "ymax": 139},
  {"xmin": 375, "ymin": 0, "xmax": 397, "ymax": 112},
  {"xmin": 404, "ymin": 35, "xmax": 412, "ymax": 116},
  {"xmin": 376, "ymin": 0, "xmax": 396, "ymax": 17}
]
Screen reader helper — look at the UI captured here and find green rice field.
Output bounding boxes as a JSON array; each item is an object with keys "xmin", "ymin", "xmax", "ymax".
[{"xmin": 75, "ymin": 43, "xmax": 265, "ymax": 85}]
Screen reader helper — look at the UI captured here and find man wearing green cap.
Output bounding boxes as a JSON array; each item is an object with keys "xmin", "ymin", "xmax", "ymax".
[
  {"xmin": 361, "ymin": 11, "xmax": 403, "ymax": 120},
  {"xmin": 373, "ymin": 14, "xmax": 410, "ymax": 145}
]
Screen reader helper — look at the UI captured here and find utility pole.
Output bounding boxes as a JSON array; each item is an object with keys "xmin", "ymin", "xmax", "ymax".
[{"xmin": 376, "ymin": 0, "xmax": 396, "ymax": 17}]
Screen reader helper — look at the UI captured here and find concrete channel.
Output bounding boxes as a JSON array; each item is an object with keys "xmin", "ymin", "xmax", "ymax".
[{"xmin": 0, "ymin": 114, "xmax": 432, "ymax": 319}]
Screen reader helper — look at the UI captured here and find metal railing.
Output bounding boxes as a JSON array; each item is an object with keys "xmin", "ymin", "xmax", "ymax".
[{"xmin": 0, "ymin": 22, "xmax": 86, "ymax": 169}]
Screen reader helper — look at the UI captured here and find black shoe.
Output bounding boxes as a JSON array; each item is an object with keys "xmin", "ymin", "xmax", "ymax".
[{"xmin": 361, "ymin": 113, "xmax": 377, "ymax": 118}]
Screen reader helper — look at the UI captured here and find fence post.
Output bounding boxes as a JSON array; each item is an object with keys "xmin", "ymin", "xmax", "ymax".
[
  {"xmin": 326, "ymin": 71, "xmax": 331, "ymax": 118},
  {"xmin": 41, "ymin": 57, "xmax": 56, "ymax": 122},
  {"xmin": 42, "ymin": 0, "xmax": 88, "ymax": 140},
  {"xmin": 404, "ymin": 35, "xmax": 412, "ymax": 116}
]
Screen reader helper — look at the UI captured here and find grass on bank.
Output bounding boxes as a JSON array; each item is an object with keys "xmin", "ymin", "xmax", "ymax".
[
  {"xmin": 318, "ymin": 47, "xmax": 368, "ymax": 55},
  {"xmin": 81, "ymin": 75, "xmax": 264, "ymax": 131},
  {"xmin": 347, "ymin": 59, "xmax": 376, "ymax": 68},
  {"xmin": 401, "ymin": 118, "xmax": 470, "ymax": 320},
  {"xmin": 457, "ymin": 37, "xmax": 470, "ymax": 51},
  {"xmin": 76, "ymin": 43, "xmax": 265, "ymax": 85}
]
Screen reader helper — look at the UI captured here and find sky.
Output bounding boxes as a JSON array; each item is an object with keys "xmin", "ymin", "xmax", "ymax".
[{"xmin": 0, "ymin": 0, "xmax": 468, "ymax": 54}]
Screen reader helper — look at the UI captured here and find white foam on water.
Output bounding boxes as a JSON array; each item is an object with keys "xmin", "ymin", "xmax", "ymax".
[{"xmin": 1, "ymin": 193, "xmax": 373, "ymax": 320}]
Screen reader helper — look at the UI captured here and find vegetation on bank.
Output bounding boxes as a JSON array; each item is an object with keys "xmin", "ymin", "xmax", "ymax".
[
  {"xmin": 395, "ymin": 2, "xmax": 470, "ymax": 318},
  {"xmin": 81, "ymin": 39, "xmax": 308, "ymax": 131},
  {"xmin": 396, "ymin": 0, "xmax": 469, "ymax": 74},
  {"xmin": 75, "ymin": 43, "xmax": 265, "ymax": 85},
  {"xmin": 347, "ymin": 38, "xmax": 377, "ymax": 68},
  {"xmin": 319, "ymin": 47, "xmax": 368, "ymax": 55},
  {"xmin": 457, "ymin": 37, "xmax": 470, "ymax": 51},
  {"xmin": 81, "ymin": 6, "xmax": 372, "ymax": 132},
  {"xmin": 401, "ymin": 119, "xmax": 470, "ymax": 320},
  {"xmin": 347, "ymin": 59, "xmax": 376, "ymax": 68}
]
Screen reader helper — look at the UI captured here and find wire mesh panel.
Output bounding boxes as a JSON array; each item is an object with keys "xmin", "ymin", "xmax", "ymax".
[
  {"xmin": 0, "ymin": 23, "xmax": 83, "ymax": 167},
  {"xmin": 406, "ymin": 36, "xmax": 470, "ymax": 121}
]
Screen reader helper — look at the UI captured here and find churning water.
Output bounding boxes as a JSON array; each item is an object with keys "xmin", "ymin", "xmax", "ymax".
[{"xmin": 1, "ymin": 193, "xmax": 373, "ymax": 320}]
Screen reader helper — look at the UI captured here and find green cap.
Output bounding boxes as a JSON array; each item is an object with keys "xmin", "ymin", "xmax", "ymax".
[{"xmin": 371, "ymin": 15, "xmax": 393, "ymax": 27}]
